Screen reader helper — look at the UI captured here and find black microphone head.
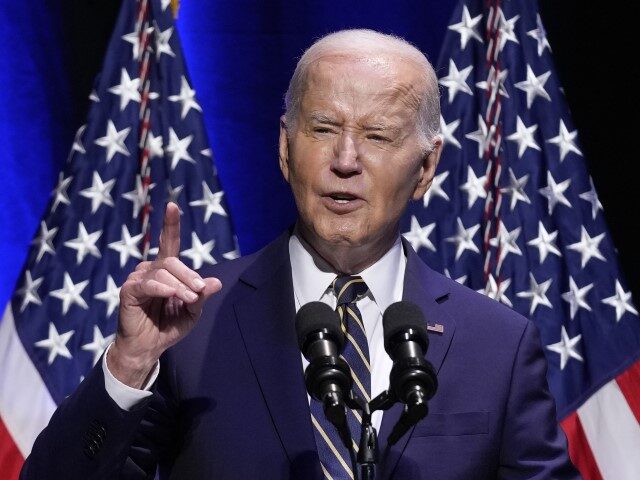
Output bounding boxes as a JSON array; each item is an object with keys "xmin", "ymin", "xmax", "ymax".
[
  {"xmin": 383, "ymin": 301, "xmax": 428, "ymax": 353},
  {"xmin": 295, "ymin": 301, "xmax": 344, "ymax": 352}
]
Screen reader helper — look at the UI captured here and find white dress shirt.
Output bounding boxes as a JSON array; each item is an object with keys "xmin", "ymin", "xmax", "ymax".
[
  {"xmin": 289, "ymin": 233, "xmax": 406, "ymax": 432},
  {"xmin": 103, "ymin": 232, "xmax": 407, "ymax": 434}
]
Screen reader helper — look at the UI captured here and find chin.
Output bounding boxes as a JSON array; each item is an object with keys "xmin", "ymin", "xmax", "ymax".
[{"xmin": 315, "ymin": 218, "xmax": 369, "ymax": 247}]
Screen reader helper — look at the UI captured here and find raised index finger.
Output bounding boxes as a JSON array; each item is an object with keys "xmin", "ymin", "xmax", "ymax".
[{"xmin": 158, "ymin": 202, "xmax": 181, "ymax": 259}]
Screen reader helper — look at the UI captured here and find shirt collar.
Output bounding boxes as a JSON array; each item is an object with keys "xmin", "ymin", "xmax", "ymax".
[{"xmin": 289, "ymin": 230, "xmax": 405, "ymax": 311}]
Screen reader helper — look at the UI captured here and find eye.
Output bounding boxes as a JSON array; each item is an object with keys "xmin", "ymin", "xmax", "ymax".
[
  {"xmin": 313, "ymin": 127, "xmax": 334, "ymax": 134},
  {"xmin": 367, "ymin": 134, "xmax": 391, "ymax": 143}
]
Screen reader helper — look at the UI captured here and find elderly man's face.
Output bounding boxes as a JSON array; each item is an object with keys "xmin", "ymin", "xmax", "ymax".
[{"xmin": 279, "ymin": 55, "xmax": 440, "ymax": 262}]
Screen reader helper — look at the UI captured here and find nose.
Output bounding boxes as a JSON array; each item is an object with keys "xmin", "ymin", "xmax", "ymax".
[{"xmin": 331, "ymin": 131, "xmax": 362, "ymax": 176}]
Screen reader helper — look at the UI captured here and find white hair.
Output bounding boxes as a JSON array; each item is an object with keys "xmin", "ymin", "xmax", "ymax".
[{"xmin": 283, "ymin": 29, "xmax": 441, "ymax": 151}]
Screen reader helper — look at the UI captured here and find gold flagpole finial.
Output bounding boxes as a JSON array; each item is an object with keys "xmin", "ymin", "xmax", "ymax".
[{"xmin": 170, "ymin": 0, "xmax": 180, "ymax": 18}]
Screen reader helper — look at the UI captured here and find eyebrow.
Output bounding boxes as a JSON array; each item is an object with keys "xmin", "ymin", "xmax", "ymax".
[{"xmin": 307, "ymin": 112, "xmax": 341, "ymax": 126}]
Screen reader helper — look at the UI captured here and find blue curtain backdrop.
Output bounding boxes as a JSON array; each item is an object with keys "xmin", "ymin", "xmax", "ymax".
[{"xmin": 0, "ymin": 0, "xmax": 637, "ymax": 310}]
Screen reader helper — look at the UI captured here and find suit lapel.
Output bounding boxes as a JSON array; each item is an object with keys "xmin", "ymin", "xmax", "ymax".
[
  {"xmin": 378, "ymin": 239, "xmax": 457, "ymax": 479},
  {"xmin": 233, "ymin": 233, "xmax": 321, "ymax": 477}
]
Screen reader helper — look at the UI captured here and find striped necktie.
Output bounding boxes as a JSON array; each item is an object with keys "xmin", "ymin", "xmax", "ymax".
[{"xmin": 310, "ymin": 275, "xmax": 370, "ymax": 480}]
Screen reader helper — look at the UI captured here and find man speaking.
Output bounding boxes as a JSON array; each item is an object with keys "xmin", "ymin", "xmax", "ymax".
[{"xmin": 22, "ymin": 29, "xmax": 579, "ymax": 479}]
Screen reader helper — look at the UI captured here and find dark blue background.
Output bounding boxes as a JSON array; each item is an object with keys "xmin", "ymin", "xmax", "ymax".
[{"xmin": 0, "ymin": 0, "xmax": 637, "ymax": 311}]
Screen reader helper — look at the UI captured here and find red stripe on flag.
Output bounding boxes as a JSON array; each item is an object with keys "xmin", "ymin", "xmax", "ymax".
[
  {"xmin": 561, "ymin": 412, "xmax": 603, "ymax": 480},
  {"xmin": 616, "ymin": 358, "xmax": 640, "ymax": 425},
  {"xmin": 0, "ymin": 417, "xmax": 23, "ymax": 480}
]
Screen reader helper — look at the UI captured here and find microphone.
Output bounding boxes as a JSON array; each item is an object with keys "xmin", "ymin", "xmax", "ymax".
[
  {"xmin": 383, "ymin": 301, "xmax": 437, "ymax": 444},
  {"xmin": 295, "ymin": 302, "xmax": 352, "ymax": 427}
]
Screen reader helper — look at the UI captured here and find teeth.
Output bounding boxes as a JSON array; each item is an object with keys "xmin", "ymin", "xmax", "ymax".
[{"xmin": 335, "ymin": 199, "xmax": 349, "ymax": 204}]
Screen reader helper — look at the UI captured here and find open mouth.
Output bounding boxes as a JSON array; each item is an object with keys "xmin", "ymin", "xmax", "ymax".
[{"xmin": 329, "ymin": 193, "xmax": 358, "ymax": 204}]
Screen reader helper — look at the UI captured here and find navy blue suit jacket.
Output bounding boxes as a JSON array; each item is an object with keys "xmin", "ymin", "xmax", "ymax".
[{"xmin": 22, "ymin": 232, "xmax": 579, "ymax": 479}]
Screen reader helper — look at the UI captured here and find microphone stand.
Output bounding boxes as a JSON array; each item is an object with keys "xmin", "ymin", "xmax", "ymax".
[{"xmin": 324, "ymin": 388, "xmax": 430, "ymax": 480}]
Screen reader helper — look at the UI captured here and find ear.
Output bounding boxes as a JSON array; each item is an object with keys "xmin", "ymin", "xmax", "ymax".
[
  {"xmin": 278, "ymin": 116, "xmax": 291, "ymax": 183},
  {"xmin": 411, "ymin": 135, "xmax": 443, "ymax": 201}
]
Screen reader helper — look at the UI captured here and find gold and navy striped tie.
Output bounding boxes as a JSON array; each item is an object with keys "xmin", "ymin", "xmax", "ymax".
[{"xmin": 310, "ymin": 275, "xmax": 370, "ymax": 480}]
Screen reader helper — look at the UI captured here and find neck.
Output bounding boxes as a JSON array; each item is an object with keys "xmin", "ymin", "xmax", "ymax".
[{"xmin": 295, "ymin": 223, "xmax": 399, "ymax": 274}]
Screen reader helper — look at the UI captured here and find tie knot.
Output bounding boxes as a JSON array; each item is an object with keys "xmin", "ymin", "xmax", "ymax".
[{"xmin": 332, "ymin": 275, "xmax": 369, "ymax": 306}]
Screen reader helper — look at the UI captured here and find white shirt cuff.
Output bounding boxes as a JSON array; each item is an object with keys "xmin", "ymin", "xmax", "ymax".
[{"xmin": 101, "ymin": 343, "xmax": 160, "ymax": 411}]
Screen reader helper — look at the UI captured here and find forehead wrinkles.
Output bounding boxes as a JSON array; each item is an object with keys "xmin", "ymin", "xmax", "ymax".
[{"xmin": 301, "ymin": 58, "xmax": 423, "ymax": 124}]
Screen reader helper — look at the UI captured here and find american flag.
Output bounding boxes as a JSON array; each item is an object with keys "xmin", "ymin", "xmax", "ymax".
[
  {"xmin": 0, "ymin": 0, "xmax": 237, "ymax": 477},
  {"xmin": 401, "ymin": 0, "xmax": 640, "ymax": 478}
]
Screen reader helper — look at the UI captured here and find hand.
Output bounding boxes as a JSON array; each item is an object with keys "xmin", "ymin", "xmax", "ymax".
[{"xmin": 107, "ymin": 202, "xmax": 222, "ymax": 388}]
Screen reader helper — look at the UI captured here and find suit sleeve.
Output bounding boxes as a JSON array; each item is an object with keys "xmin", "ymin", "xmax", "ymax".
[
  {"xmin": 20, "ymin": 355, "xmax": 178, "ymax": 479},
  {"xmin": 497, "ymin": 321, "xmax": 582, "ymax": 479}
]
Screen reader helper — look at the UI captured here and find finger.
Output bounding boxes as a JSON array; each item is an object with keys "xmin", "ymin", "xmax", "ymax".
[
  {"xmin": 157, "ymin": 202, "xmax": 180, "ymax": 260},
  {"xmin": 135, "ymin": 261, "xmax": 152, "ymax": 272},
  {"xmin": 130, "ymin": 278, "xmax": 178, "ymax": 300},
  {"xmin": 187, "ymin": 277, "xmax": 222, "ymax": 314},
  {"xmin": 152, "ymin": 268, "xmax": 200, "ymax": 303},
  {"xmin": 156, "ymin": 257, "xmax": 207, "ymax": 293}
]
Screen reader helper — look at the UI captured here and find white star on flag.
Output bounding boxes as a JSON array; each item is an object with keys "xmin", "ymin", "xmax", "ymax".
[
  {"xmin": 169, "ymin": 76, "xmax": 202, "ymax": 119},
  {"xmin": 459, "ymin": 165, "xmax": 487, "ymax": 208},
  {"xmin": 538, "ymin": 172, "xmax": 572, "ymax": 214},
  {"xmin": 181, "ymin": 232, "xmax": 216, "ymax": 269},
  {"xmin": 527, "ymin": 221, "xmax": 561, "ymax": 263},
  {"xmin": 448, "ymin": 5, "xmax": 483, "ymax": 49},
  {"xmin": 567, "ymin": 226, "xmax": 606, "ymax": 268},
  {"xmin": 94, "ymin": 120, "xmax": 131, "ymax": 162},
  {"xmin": 189, "ymin": 181, "xmax": 226, "ymax": 221},
  {"xmin": 439, "ymin": 59, "xmax": 473, "ymax": 103},
  {"xmin": 446, "ymin": 218, "xmax": 480, "ymax": 260},
  {"xmin": 527, "ymin": 14, "xmax": 551, "ymax": 56},
  {"xmin": 166, "ymin": 128, "xmax": 195, "ymax": 170},
  {"xmin": 546, "ymin": 120, "xmax": 582, "ymax": 162},
  {"xmin": 601, "ymin": 280, "xmax": 638, "ymax": 322},
  {"xmin": 32, "ymin": 221, "xmax": 58, "ymax": 263},
  {"xmin": 403, "ymin": 216, "xmax": 436, "ymax": 252},
  {"xmin": 154, "ymin": 24, "xmax": 175, "ymax": 58},
  {"xmin": 34, "ymin": 323, "xmax": 75, "ymax": 365},
  {"xmin": 49, "ymin": 272, "xmax": 89, "ymax": 315},
  {"xmin": 440, "ymin": 116, "xmax": 461, "ymax": 149},
  {"xmin": 465, "ymin": 115, "xmax": 492, "ymax": 159},
  {"xmin": 476, "ymin": 66, "xmax": 509, "ymax": 99},
  {"xmin": 488, "ymin": 222, "xmax": 523, "ymax": 271},
  {"xmin": 547, "ymin": 326, "xmax": 584, "ymax": 370},
  {"xmin": 146, "ymin": 131, "xmax": 164, "ymax": 160},
  {"xmin": 16, "ymin": 270, "xmax": 43, "ymax": 312},
  {"xmin": 496, "ymin": 10, "xmax": 520, "ymax": 52},
  {"xmin": 79, "ymin": 171, "xmax": 116, "ymax": 213},
  {"xmin": 500, "ymin": 168, "xmax": 531, "ymax": 211},
  {"xmin": 122, "ymin": 175, "xmax": 156, "ymax": 219},
  {"xmin": 81, "ymin": 325, "xmax": 116, "ymax": 366},
  {"xmin": 506, "ymin": 116, "xmax": 540, "ymax": 158},
  {"xmin": 514, "ymin": 66, "xmax": 551, "ymax": 108},
  {"xmin": 516, "ymin": 273, "xmax": 553, "ymax": 315},
  {"xmin": 63, "ymin": 222, "xmax": 102, "ymax": 264},
  {"xmin": 423, "ymin": 170, "xmax": 450, "ymax": 207},
  {"xmin": 121, "ymin": 26, "xmax": 153, "ymax": 60},
  {"xmin": 579, "ymin": 178, "xmax": 603, "ymax": 220},
  {"xmin": 108, "ymin": 68, "xmax": 141, "ymax": 111},
  {"xmin": 71, "ymin": 125, "xmax": 87, "ymax": 155},
  {"xmin": 561, "ymin": 277, "xmax": 593, "ymax": 320},
  {"xmin": 108, "ymin": 225, "xmax": 144, "ymax": 267},
  {"xmin": 480, "ymin": 275, "xmax": 512, "ymax": 307},
  {"xmin": 94, "ymin": 275, "xmax": 121, "ymax": 317},
  {"xmin": 444, "ymin": 268, "xmax": 467, "ymax": 285},
  {"xmin": 51, "ymin": 172, "xmax": 73, "ymax": 212}
]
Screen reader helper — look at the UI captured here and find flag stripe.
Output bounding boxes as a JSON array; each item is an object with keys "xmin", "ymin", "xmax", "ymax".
[
  {"xmin": 0, "ymin": 417, "xmax": 23, "ymax": 480},
  {"xmin": 560, "ymin": 412, "xmax": 603, "ymax": 480},
  {"xmin": 577, "ymin": 379, "xmax": 640, "ymax": 479},
  {"xmin": 616, "ymin": 359, "xmax": 640, "ymax": 424},
  {"xmin": 0, "ymin": 305, "xmax": 56, "ymax": 457}
]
